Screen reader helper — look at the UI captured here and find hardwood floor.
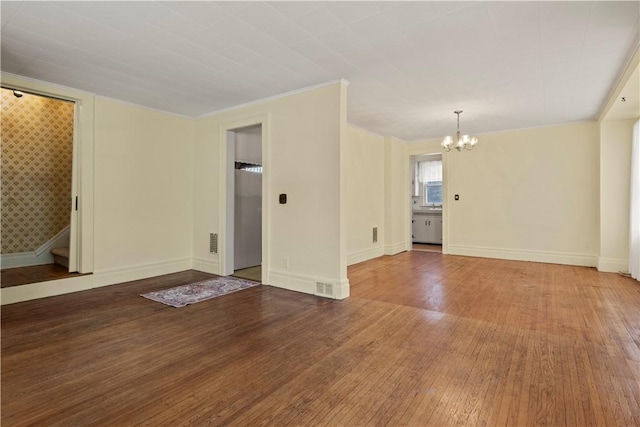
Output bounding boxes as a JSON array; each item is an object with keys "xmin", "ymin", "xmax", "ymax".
[
  {"xmin": 412, "ymin": 243, "xmax": 442, "ymax": 253},
  {"xmin": 2, "ymin": 252, "xmax": 639, "ymax": 426},
  {"xmin": 1, "ymin": 264, "xmax": 89, "ymax": 288}
]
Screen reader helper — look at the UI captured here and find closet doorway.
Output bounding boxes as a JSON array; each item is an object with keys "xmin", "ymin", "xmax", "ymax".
[
  {"xmin": 0, "ymin": 87, "xmax": 81, "ymax": 287},
  {"xmin": 224, "ymin": 124, "xmax": 263, "ymax": 282}
]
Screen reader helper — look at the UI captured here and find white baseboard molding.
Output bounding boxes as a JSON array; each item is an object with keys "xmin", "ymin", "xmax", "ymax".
[
  {"xmin": 269, "ymin": 269, "xmax": 349, "ymax": 300},
  {"xmin": 191, "ymin": 256, "xmax": 221, "ymax": 275},
  {"xmin": 447, "ymin": 245, "xmax": 598, "ymax": 267},
  {"xmin": 1, "ymin": 251, "xmax": 53, "ymax": 269},
  {"xmin": 597, "ymin": 257, "xmax": 628, "ymax": 273},
  {"xmin": 1, "ymin": 257, "xmax": 193, "ymax": 305},
  {"xmin": 93, "ymin": 257, "xmax": 193, "ymax": 287},
  {"xmin": 1, "ymin": 256, "xmax": 352, "ymax": 305},
  {"xmin": 347, "ymin": 246, "xmax": 384, "ymax": 266},
  {"xmin": 385, "ymin": 241, "xmax": 407, "ymax": 256},
  {"xmin": 1, "ymin": 226, "xmax": 70, "ymax": 269}
]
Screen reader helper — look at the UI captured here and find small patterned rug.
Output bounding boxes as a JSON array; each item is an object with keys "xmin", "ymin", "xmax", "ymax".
[{"xmin": 141, "ymin": 276, "xmax": 260, "ymax": 308}]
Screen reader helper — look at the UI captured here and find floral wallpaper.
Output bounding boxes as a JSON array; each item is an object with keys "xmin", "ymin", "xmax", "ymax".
[{"xmin": 1, "ymin": 88, "xmax": 74, "ymax": 254}]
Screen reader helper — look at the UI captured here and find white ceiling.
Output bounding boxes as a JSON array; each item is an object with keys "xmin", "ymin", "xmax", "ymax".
[{"xmin": 1, "ymin": 1, "xmax": 639, "ymax": 141}]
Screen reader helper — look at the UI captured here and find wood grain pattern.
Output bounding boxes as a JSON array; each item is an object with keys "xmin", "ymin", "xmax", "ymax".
[
  {"xmin": 2, "ymin": 253, "xmax": 639, "ymax": 426},
  {"xmin": 1, "ymin": 264, "xmax": 88, "ymax": 288}
]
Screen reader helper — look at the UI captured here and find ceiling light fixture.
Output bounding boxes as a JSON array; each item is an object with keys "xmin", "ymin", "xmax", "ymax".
[{"xmin": 441, "ymin": 110, "xmax": 478, "ymax": 152}]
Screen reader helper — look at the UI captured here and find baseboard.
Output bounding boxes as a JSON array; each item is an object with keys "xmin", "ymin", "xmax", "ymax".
[
  {"xmin": 384, "ymin": 241, "xmax": 407, "ymax": 256},
  {"xmin": 94, "ymin": 257, "xmax": 193, "ymax": 286},
  {"xmin": 447, "ymin": 245, "xmax": 598, "ymax": 267},
  {"xmin": 347, "ymin": 246, "xmax": 384, "ymax": 266},
  {"xmin": 1, "ymin": 257, "xmax": 193, "ymax": 305},
  {"xmin": 1, "ymin": 251, "xmax": 53, "ymax": 269},
  {"xmin": 269, "ymin": 269, "xmax": 349, "ymax": 300},
  {"xmin": 1, "ymin": 256, "xmax": 352, "ymax": 305},
  {"xmin": 597, "ymin": 257, "xmax": 628, "ymax": 273},
  {"xmin": 191, "ymin": 257, "xmax": 220, "ymax": 275},
  {"xmin": 1, "ymin": 226, "xmax": 70, "ymax": 269}
]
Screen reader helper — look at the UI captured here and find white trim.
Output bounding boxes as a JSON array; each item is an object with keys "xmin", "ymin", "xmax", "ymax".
[
  {"xmin": 1, "ymin": 226, "xmax": 70, "ymax": 269},
  {"xmin": 2, "ymin": 72, "xmax": 95, "ymax": 275},
  {"xmin": 447, "ymin": 245, "xmax": 597, "ymax": 267},
  {"xmin": 347, "ymin": 247, "xmax": 384, "ymax": 266},
  {"xmin": 1, "ymin": 252, "xmax": 53, "ymax": 269},
  {"xmin": 334, "ymin": 278, "xmax": 350, "ymax": 300},
  {"xmin": 598, "ymin": 44, "xmax": 639, "ymax": 121},
  {"xmin": 1, "ymin": 72, "xmax": 94, "ymax": 96},
  {"xmin": 385, "ymin": 242, "xmax": 407, "ymax": 256},
  {"xmin": 1, "ymin": 257, "xmax": 193, "ymax": 305},
  {"xmin": 93, "ymin": 257, "xmax": 193, "ymax": 286},
  {"xmin": 269, "ymin": 269, "xmax": 316, "ymax": 295},
  {"xmin": 192, "ymin": 257, "xmax": 220, "ymax": 275},
  {"xmin": 597, "ymin": 257, "xmax": 629, "ymax": 273},
  {"xmin": 268, "ymin": 269, "xmax": 350, "ymax": 300},
  {"xmin": 35, "ymin": 225, "xmax": 70, "ymax": 257},
  {"xmin": 219, "ymin": 114, "xmax": 270, "ymax": 278},
  {"xmin": 197, "ymin": 79, "xmax": 350, "ymax": 119}
]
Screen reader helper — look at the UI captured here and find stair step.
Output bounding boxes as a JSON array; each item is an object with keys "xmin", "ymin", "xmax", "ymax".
[{"xmin": 51, "ymin": 247, "xmax": 69, "ymax": 268}]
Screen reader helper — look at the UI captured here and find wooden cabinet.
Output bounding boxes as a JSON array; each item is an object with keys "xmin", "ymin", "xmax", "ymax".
[{"xmin": 412, "ymin": 212, "xmax": 442, "ymax": 244}]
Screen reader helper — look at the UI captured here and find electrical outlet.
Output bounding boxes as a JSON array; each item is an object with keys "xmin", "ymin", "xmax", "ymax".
[{"xmin": 283, "ymin": 257, "xmax": 289, "ymax": 268}]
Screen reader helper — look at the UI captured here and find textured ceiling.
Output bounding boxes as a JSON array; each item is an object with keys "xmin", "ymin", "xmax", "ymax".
[{"xmin": 2, "ymin": 1, "xmax": 639, "ymax": 141}]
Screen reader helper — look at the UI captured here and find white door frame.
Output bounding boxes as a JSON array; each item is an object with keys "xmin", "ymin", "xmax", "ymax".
[
  {"xmin": 219, "ymin": 114, "xmax": 270, "ymax": 283},
  {"xmin": 1, "ymin": 73, "xmax": 95, "ymax": 273},
  {"xmin": 408, "ymin": 151, "xmax": 448, "ymax": 254}
]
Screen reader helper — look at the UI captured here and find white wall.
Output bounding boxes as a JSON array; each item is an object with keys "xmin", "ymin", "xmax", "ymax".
[
  {"xmin": 409, "ymin": 122, "xmax": 600, "ymax": 266},
  {"xmin": 345, "ymin": 126, "xmax": 385, "ymax": 265},
  {"xmin": 1, "ymin": 77, "xmax": 195, "ymax": 304},
  {"xmin": 598, "ymin": 119, "xmax": 635, "ymax": 272},
  {"xmin": 192, "ymin": 81, "xmax": 349, "ymax": 299},
  {"xmin": 93, "ymin": 97, "xmax": 194, "ymax": 274}
]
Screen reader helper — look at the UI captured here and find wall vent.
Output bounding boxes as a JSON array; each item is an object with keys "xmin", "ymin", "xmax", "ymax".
[
  {"xmin": 316, "ymin": 282, "xmax": 334, "ymax": 297},
  {"xmin": 210, "ymin": 233, "xmax": 218, "ymax": 254},
  {"xmin": 373, "ymin": 227, "xmax": 378, "ymax": 243}
]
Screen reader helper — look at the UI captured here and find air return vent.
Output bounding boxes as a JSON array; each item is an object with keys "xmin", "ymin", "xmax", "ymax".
[
  {"xmin": 210, "ymin": 233, "xmax": 218, "ymax": 254},
  {"xmin": 316, "ymin": 282, "xmax": 334, "ymax": 297}
]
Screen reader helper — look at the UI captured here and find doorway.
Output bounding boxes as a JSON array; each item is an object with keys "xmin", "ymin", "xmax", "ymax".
[
  {"xmin": 224, "ymin": 124, "xmax": 263, "ymax": 282},
  {"xmin": 410, "ymin": 153, "xmax": 444, "ymax": 253},
  {"xmin": 0, "ymin": 87, "xmax": 81, "ymax": 287}
]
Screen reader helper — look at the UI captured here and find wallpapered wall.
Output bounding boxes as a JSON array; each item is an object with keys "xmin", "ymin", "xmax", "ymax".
[{"xmin": 1, "ymin": 88, "xmax": 74, "ymax": 254}]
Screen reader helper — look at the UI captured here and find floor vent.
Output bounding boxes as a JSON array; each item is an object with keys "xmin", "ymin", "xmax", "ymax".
[{"xmin": 316, "ymin": 282, "xmax": 334, "ymax": 297}]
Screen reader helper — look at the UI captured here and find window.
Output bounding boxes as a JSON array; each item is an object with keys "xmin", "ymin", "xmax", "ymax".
[{"xmin": 417, "ymin": 160, "xmax": 442, "ymax": 206}]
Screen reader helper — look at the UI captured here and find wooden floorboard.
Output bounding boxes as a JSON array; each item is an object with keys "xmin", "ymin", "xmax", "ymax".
[
  {"xmin": 2, "ymin": 252, "xmax": 640, "ymax": 426},
  {"xmin": 1, "ymin": 263, "xmax": 89, "ymax": 288}
]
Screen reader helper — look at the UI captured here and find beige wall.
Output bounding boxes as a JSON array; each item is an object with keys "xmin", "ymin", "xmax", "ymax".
[
  {"xmin": 599, "ymin": 119, "xmax": 635, "ymax": 272},
  {"xmin": 1, "ymin": 89, "xmax": 74, "ymax": 254},
  {"xmin": 93, "ymin": 97, "xmax": 194, "ymax": 274},
  {"xmin": 345, "ymin": 126, "xmax": 385, "ymax": 265},
  {"xmin": 385, "ymin": 136, "xmax": 409, "ymax": 255},
  {"xmin": 410, "ymin": 122, "xmax": 600, "ymax": 266},
  {"xmin": 192, "ymin": 81, "xmax": 349, "ymax": 298}
]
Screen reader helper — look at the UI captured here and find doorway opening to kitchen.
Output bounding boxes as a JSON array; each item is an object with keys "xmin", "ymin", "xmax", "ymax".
[{"xmin": 410, "ymin": 153, "xmax": 443, "ymax": 253}]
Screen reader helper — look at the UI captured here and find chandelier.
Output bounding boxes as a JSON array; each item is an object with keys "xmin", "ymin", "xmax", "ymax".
[{"xmin": 441, "ymin": 110, "xmax": 478, "ymax": 152}]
